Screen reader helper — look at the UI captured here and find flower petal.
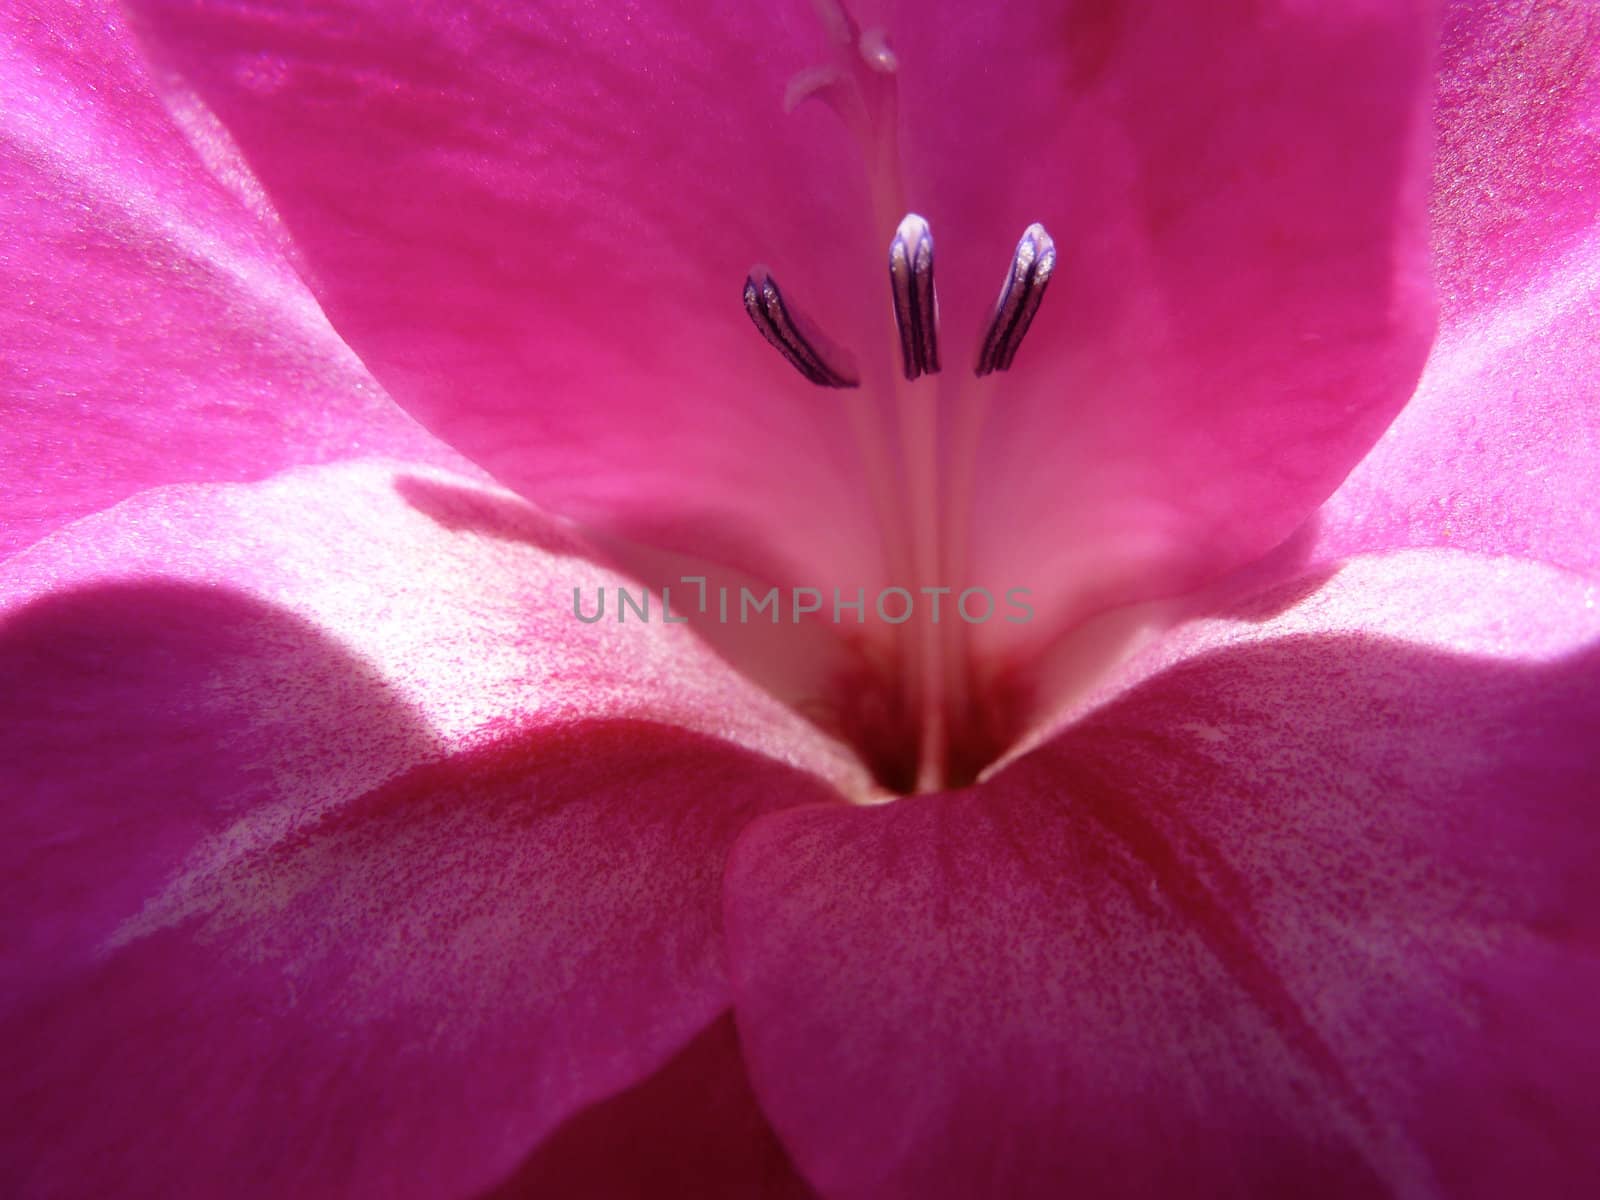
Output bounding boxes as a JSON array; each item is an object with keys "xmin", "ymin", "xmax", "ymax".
[
  {"xmin": 1316, "ymin": 238, "xmax": 1600, "ymax": 572},
  {"xmin": 0, "ymin": 460, "xmax": 857, "ymax": 1197},
  {"xmin": 1430, "ymin": 0, "xmax": 1600, "ymax": 320},
  {"xmin": 0, "ymin": 459, "xmax": 864, "ymax": 790},
  {"xmin": 484, "ymin": 1015, "xmax": 815, "ymax": 1200},
  {"xmin": 726, "ymin": 549, "xmax": 1600, "ymax": 1198},
  {"xmin": 0, "ymin": 1, "xmax": 455, "ymax": 560},
  {"xmin": 1313, "ymin": 0, "xmax": 1600, "ymax": 573},
  {"xmin": 123, "ymin": 0, "xmax": 889, "ymax": 591},
  {"xmin": 885, "ymin": 0, "xmax": 1437, "ymax": 650},
  {"xmin": 123, "ymin": 0, "xmax": 1437, "ymax": 640}
]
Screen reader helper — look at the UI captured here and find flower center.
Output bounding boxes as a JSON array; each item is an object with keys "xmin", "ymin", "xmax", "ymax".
[{"xmin": 741, "ymin": 2, "xmax": 1057, "ymax": 795}]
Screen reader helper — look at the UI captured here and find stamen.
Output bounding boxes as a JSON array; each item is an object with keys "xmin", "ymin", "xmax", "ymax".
[
  {"xmin": 743, "ymin": 267, "xmax": 860, "ymax": 388},
  {"xmin": 888, "ymin": 212, "xmax": 940, "ymax": 381},
  {"xmin": 974, "ymin": 222, "xmax": 1055, "ymax": 377}
]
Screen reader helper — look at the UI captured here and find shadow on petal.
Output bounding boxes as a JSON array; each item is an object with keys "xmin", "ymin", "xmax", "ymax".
[
  {"xmin": 0, "ymin": 578, "xmax": 437, "ymax": 1000},
  {"xmin": 727, "ymin": 628, "xmax": 1600, "ymax": 1199},
  {"xmin": 1, "ymin": 579, "xmax": 836, "ymax": 1199},
  {"xmin": 394, "ymin": 473, "xmax": 589, "ymax": 556},
  {"xmin": 479, "ymin": 1013, "xmax": 815, "ymax": 1200}
]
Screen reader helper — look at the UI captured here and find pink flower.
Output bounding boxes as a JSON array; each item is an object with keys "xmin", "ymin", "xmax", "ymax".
[{"xmin": 3, "ymin": 0, "xmax": 1597, "ymax": 1195}]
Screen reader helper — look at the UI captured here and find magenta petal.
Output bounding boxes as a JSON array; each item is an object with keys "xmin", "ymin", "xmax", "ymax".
[
  {"xmin": 485, "ymin": 1015, "xmax": 815, "ymax": 1200},
  {"xmin": 123, "ymin": 0, "xmax": 888, "ymax": 590},
  {"xmin": 122, "ymin": 1, "xmax": 1436, "ymax": 628},
  {"xmin": 1, "ymin": 462, "xmax": 855, "ymax": 1197},
  {"xmin": 0, "ymin": 2, "xmax": 456, "ymax": 560},
  {"xmin": 897, "ymin": 0, "xmax": 1437, "ymax": 647},
  {"xmin": 3, "ymin": 716, "xmax": 829, "ymax": 1199},
  {"xmin": 726, "ymin": 551, "xmax": 1600, "ymax": 1198}
]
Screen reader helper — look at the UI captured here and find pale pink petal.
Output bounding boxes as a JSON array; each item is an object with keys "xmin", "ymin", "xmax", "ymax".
[
  {"xmin": 726, "ymin": 550, "xmax": 1600, "ymax": 1198},
  {"xmin": 0, "ymin": 1, "xmax": 458, "ymax": 560},
  {"xmin": 1316, "ymin": 241, "xmax": 1600, "ymax": 572},
  {"xmin": 1430, "ymin": 0, "xmax": 1600, "ymax": 320},
  {"xmin": 1311, "ymin": 0, "xmax": 1600, "ymax": 573},
  {"xmin": 0, "ymin": 461, "xmax": 858, "ymax": 1197}
]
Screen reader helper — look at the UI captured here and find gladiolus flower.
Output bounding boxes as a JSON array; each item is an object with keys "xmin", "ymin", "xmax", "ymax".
[{"xmin": 3, "ymin": 0, "xmax": 1597, "ymax": 1196}]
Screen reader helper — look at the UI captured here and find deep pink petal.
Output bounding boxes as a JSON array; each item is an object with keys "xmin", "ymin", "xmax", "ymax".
[
  {"xmin": 889, "ymin": 0, "xmax": 1436, "ymax": 653},
  {"xmin": 485, "ymin": 1015, "xmax": 815, "ymax": 1200},
  {"xmin": 0, "ymin": 2, "xmax": 458, "ymax": 560},
  {"xmin": 124, "ymin": 0, "xmax": 1435, "ymax": 648},
  {"xmin": 123, "ymin": 0, "xmax": 888, "ymax": 592},
  {"xmin": 0, "ymin": 462, "xmax": 856, "ymax": 1197},
  {"xmin": 726, "ymin": 550, "xmax": 1600, "ymax": 1198}
]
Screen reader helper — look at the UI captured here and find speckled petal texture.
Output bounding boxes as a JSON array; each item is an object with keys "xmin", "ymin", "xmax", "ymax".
[{"xmin": 1315, "ymin": 0, "xmax": 1600, "ymax": 573}]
